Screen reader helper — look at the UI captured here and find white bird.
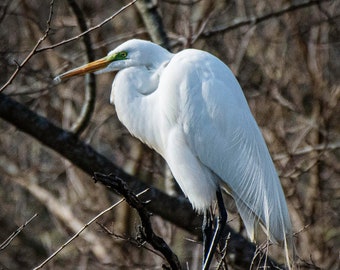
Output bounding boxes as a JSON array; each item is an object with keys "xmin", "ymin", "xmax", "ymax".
[{"xmin": 55, "ymin": 39, "xmax": 293, "ymax": 269}]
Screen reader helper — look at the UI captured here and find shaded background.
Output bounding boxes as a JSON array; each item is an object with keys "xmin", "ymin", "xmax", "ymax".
[{"xmin": 0, "ymin": 0, "xmax": 339, "ymax": 269}]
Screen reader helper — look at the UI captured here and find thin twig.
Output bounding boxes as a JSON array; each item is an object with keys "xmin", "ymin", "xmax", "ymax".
[
  {"xmin": 93, "ymin": 173, "xmax": 182, "ymax": 270},
  {"xmin": 0, "ymin": 213, "xmax": 38, "ymax": 251},
  {"xmin": 96, "ymin": 222, "xmax": 164, "ymax": 259},
  {"xmin": 33, "ymin": 188, "xmax": 148, "ymax": 270},
  {"xmin": 191, "ymin": 8, "xmax": 215, "ymax": 45},
  {"xmin": 201, "ymin": 0, "xmax": 330, "ymax": 38},
  {"xmin": 0, "ymin": 0, "xmax": 55, "ymax": 93},
  {"xmin": 216, "ymin": 233, "xmax": 230, "ymax": 270},
  {"xmin": 273, "ymin": 141, "xmax": 340, "ymax": 161},
  {"xmin": 36, "ymin": 0, "xmax": 137, "ymax": 54}
]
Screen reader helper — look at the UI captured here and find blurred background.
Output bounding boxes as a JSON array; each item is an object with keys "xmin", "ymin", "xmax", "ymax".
[{"xmin": 0, "ymin": 0, "xmax": 339, "ymax": 269}]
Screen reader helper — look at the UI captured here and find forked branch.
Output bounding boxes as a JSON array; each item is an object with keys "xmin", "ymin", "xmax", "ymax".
[{"xmin": 93, "ymin": 173, "xmax": 182, "ymax": 270}]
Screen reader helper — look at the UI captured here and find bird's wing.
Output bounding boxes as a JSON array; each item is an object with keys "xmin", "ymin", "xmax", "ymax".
[{"xmin": 161, "ymin": 49, "xmax": 291, "ymax": 242}]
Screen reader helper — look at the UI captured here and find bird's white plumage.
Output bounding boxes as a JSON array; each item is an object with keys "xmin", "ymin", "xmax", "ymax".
[
  {"xmin": 108, "ymin": 39, "xmax": 292, "ymax": 243},
  {"xmin": 56, "ymin": 39, "xmax": 293, "ymax": 266}
]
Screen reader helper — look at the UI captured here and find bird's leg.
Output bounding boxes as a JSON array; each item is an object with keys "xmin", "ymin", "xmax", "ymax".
[
  {"xmin": 202, "ymin": 189, "xmax": 228, "ymax": 270},
  {"xmin": 202, "ymin": 209, "xmax": 213, "ymax": 265}
]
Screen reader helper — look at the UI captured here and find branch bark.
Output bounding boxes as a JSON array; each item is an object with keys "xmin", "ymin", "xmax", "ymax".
[
  {"xmin": 135, "ymin": 0, "xmax": 170, "ymax": 50},
  {"xmin": 94, "ymin": 173, "xmax": 181, "ymax": 269}
]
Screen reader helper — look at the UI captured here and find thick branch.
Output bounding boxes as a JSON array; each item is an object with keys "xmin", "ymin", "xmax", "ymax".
[
  {"xmin": 0, "ymin": 93, "xmax": 198, "ymax": 233},
  {"xmin": 0, "ymin": 93, "xmax": 280, "ymax": 269}
]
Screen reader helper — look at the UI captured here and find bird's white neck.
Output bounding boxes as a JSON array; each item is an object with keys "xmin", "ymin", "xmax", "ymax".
[{"xmin": 110, "ymin": 67, "xmax": 166, "ymax": 155}]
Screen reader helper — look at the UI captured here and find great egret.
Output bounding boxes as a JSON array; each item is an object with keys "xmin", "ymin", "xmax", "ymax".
[{"xmin": 55, "ymin": 39, "xmax": 293, "ymax": 269}]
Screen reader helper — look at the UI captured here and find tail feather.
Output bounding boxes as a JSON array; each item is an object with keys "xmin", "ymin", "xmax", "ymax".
[{"xmin": 231, "ymin": 189, "xmax": 294, "ymax": 269}]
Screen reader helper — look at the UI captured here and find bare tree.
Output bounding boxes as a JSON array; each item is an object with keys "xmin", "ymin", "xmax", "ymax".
[{"xmin": 0, "ymin": 0, "xmax": 338, "ymax": 269}]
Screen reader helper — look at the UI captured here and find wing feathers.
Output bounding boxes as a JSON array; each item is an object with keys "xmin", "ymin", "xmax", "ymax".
[{"xmin": 160, "ymin": 50, "xmax": 293, "ymax": 266}]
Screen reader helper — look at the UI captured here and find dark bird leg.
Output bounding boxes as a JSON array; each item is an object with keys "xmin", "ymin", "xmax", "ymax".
[
  {"xmin": 202, "ymin": 189, "xmax": 228, "ymax": 270},
  {"xmin": 202, "ymin": 209, "xmax": 213, "ymax": 265}
]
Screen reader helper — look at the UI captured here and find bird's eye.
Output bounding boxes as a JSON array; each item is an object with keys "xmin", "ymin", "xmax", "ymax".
[{"xmin": 120, "ymin": 51, "xmax": 127, "ymax": 58}]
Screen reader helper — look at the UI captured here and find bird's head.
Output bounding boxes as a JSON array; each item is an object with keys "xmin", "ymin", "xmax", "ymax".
[{"xmin": 54, "ymin": 39, "xmax": 171, "ymax": 82}]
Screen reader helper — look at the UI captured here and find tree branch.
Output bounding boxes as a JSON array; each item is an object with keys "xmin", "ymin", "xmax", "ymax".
[
  {"xmin": 94, "ymin": 173, "xmax": 181, "ymax": 269},
  {"xmin": 0, "ymin": 93, "xmax": 200, "ymax": 235},
  {"xmin": 0, "ymin": 0, "xmax": 55, "ymax": 93},
  {"xmin": 32, "ymin": 190, "xmax": 147, "ymax": 270},
  {"xmin": 0, "ymin": 93, "xmax": 281, "ymax": 269},
  {"xmin": 66, "ymin": 0, "xmax": 96, "ymax": 136},
  {"xmin": 135, "ymin": 0, "xmax": 170, "ymax": 50},
  {"xmin": 35, "ymin": 0, "xmax": 137, "ymax": 54},
  {"xmin": 201, "ymin": 0, "xmax": 330, "ymax": 38},
  {"xmin": 0, "ymin": 213, "xmax": 38, "ymax": 251}
]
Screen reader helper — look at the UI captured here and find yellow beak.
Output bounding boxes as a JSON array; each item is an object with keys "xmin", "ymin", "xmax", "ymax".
[{"xmin": 55, "ymin": 57, "xmax": 111, "ymax": 82}]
